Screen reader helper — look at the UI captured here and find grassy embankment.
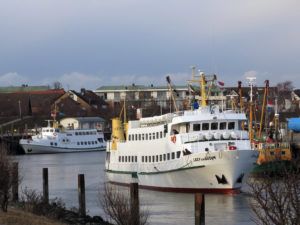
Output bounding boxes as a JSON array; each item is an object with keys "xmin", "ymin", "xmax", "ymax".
[{"xmin": 0, "ymin": 207, "xmax": 65, "ymax": 225}]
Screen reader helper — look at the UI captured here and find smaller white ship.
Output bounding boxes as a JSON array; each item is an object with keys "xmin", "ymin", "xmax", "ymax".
[{"xmin": 20, "ymin": 121, "xmax": 106, "ymax": 154}]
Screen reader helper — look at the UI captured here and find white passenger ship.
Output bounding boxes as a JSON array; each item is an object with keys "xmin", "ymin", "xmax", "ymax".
[
  {"xmin": 105, "ymin": 75, "xmax": 257, "ymax": 194},
  {"xmin": 20, "ymin": 124, "xmax": 106, "ymax": 154}
]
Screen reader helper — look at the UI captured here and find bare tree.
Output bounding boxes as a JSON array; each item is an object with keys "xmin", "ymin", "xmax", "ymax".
[
  {"xmin": 277, "ymin": 81, "xmax": 294, "ymax": 92},
  {"xmin": 248, "ymin": 160, "xmax": 300, "ymax": 225},
  {"xmin": 53, "ymin": 81, "xmax": 63, "ymax": 89},
  {"xmin": 0, "ymin": 146, "xmax": 18, "ymax": 212},
  {"xmin": 99, "ymin": 183, "xmax": 149, "ymax": 225}
]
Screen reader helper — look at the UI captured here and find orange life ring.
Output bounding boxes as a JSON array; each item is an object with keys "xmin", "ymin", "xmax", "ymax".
[{"xmin": 171, "ymin": 135, "xmax": 176, "ymax": 143}]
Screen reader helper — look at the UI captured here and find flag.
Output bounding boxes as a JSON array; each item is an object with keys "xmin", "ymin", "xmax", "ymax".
[
  {"xmin": 267, "ymin": 100, "xmax": 274, "ymax": 112},
  {"xmin": 218, "ymin": 81, "xmax": 225, "ymax": 86}
]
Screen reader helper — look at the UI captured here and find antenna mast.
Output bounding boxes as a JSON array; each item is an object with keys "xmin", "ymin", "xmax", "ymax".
[{"xmin": 247, "ymin": 76, "xmax": 256, "ymax": 142}]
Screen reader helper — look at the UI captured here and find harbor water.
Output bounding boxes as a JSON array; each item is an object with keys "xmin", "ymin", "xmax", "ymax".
[{"xmin": 15, "ymin": 152, "xmax": 255, "ymax": 225}]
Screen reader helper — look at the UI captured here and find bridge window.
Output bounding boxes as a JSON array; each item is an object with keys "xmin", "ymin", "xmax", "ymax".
[
  {"xmin": 220, "ymin": 122, "xmax": 226, "ymax": 130},
  {"xmin": 176, "ymin": 151, "xmax": 181, "ymax": 158},
  {"xmin": 228, "ymin": 122, "xmax": 235, "ymax": 130},
  {"xmin": 172, "ymin": 152, "xmax": 175, "ymax": 159},
  {"xmin": 211, "ymin": 123, "xmax": 218, "ymax": 130},
  {"xmin": 193, "ymin": 124, "xmax": 201, "ymax": 131},
  {"xmin": 202, "ymin": 123, "xmax": 209, "ymax": 130},
  {"xmin": 146, "ymin": 133, "xmax": 148, "ymax": 140}
]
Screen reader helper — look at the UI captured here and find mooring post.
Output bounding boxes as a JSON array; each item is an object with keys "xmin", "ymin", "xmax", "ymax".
[
  {"xmin": 195, "ymin": 193, "xmax": 205, "ymax": 225},
  {"xmin": 78, "ymin": 174, "xmax": 86, "ymax": 217},
  {"xmin": 130, "ymin": 182, "xmax": 139, "ymax": 225},
  {"xmin": 12, "ymin": 162, "xmax": 19, "ymax": 202},
  {"xmin": 43, "ymin": 168, "xmax": 49, "ymax": 204}
]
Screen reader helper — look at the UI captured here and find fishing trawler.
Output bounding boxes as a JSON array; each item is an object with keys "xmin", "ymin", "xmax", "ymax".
[
  {"xmin": 20, "ymin": 121, "xmax": 106, "ymax": 154},
  {"xmin": 105, "ymin": 73, "xmax": 257, "ymax": 193}
]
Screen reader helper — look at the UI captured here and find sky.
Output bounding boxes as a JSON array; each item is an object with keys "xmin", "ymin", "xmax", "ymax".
[{"xmin": 0, "ymin": 0, "xmax": 299, "ymax": 91}]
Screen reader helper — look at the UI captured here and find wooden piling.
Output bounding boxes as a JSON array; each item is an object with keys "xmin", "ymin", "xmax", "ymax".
[
  {"xmin": 78, "ymin": 174, "xmax": 86, "ymax": 217},
  {"xmin": 43, "ymin": 168, "xmax": 49, "ymax": 204},
  {"xmin": 12, "ymin": 162, "xmax": 18, "ymax": 202},
  {"xmin": 195, "ymin": 193, "xmax": 205, "ymax": 225},
  {"xmin": 130, "ymin": 182, "xmax": 139, "ymax": 225}
]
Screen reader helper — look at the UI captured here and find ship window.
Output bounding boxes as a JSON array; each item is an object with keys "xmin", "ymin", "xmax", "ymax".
[
  {"xmin": 156, "ymin": 155, "xmax": 158, "ymax": 162},
  {"xmin": 153, "ymin": 133, "xmax": 155, "ymax": 139},
  {"xmin": 131, "ymin": 156, "xmax": 134, "ymax": 162},
  {"xmin": 135, "ymin": 156, "xmax": 137, "ymax": 162},
  {"xmin": 122, "ymin": 156, "xmax": 124, "ymax": 162},
  {"xmin": 142, "ymin": 134, "xmax": 145, "ymax": 140},
  {"xmin": 128, "ymin": 156, "xmax": 131, "ymax": 162},
  {"xmin": 160, "ymin": 131, "xmax": 163, "ymax": 138},
  {"xmin": 152, "ymin": 156, "xmax": 155, "ymax": 162},
  {"xmin": 149, "ymin": 156, "xmax": 151, "ymax": 162},
  {"xmin": 163, "ymin": 154, "xmax": 166, "ymax": 161},
  {"xmin": 156, "ymin": 132, "xmax": 159, "ymax": 139},
  {"xmin": 220, "ymin": 122, "xmax": 226, "ymax": 130},
  {"xmin": 228, "ymin": 122, "xmax": 235, "ymax": 130},
  {"xmin": 159, "ymin": 155, "xmax": 162, "ymax": 161},
  {"xmin": 167, "ymin": 153, "xmax": 170, "ymax": 160},
  {"xmin": 81, "ymin": 141, "xmax": 84, "ymax": 145},
  {"xmin": 172, "ymin": 152, "xmax": 175, "ymax": 159},
  {"xmin": 142, "ymin": 156, "xmax": 144, "ymax": 162},
  {"xmin": 282, "ymin": 151, "xmax": 285, "ymax": 155},
  {"xmin": 139, "ymin": 134, "xmax": 141, "ymax": 140},
  {"xmin": 50, "ymin": 142, "xmax": 53, "ymax": 146},
  {"xmin": 202, "ymin": 123, "xmax": 209, "ymax": 130},
  {"xmin": 135, "ymin": 134, "xmax": 138, "ymax": 140},
  {"xmin": 46, "ymin": 129, "xmax": 49, "ymax": 132},
  {"xmin": 85, "ymin": 142, "xmax": 87, "ymax": 145},
  {"xmin": 146, "ymin": 133, "xmax": 148, "ymax": 140},
  {"xmin": 126, "ymin": 156, "xmax": 128, "ymax": 162},
  {"xmin": 98, "ymin": 138, "xmax": 103, "ymax": 143},
  {"xmin": 193, "ymin": 124, "xmax": 201, "ymax": 131},
  {"xmin": 119, "ymin": 156, "xmax": 121, "ymax": 162},
  {"xmin": 176, "ymin": 151, "xmax": 181, "ymax": 158},
  {"xmin": 77, "ymin": 142, "xmax": 80, "ymax": 145},
  {"xmin": 88, "ymin": 141, "xmax": 91, "ymax": 145},
  {"xmin": 54, "ymin": 143, "xmax": 57, "ymax": 146},
  {"xmin": 145, "ymin": 156, "xmax": 148, "ymax": 163},
  {"xmin": 75, "ymin": 132, "xmax": 78, "ymax": 135},
  {"xmin": 149, "ymin": 134, "xmax": 152, "ymax": 140},
  {"xmin": 129, "ymin": 135, "xmax": 131, "ymax": 141},
  {"xmin": 211, "ymin": 123, "xmax": 218, "ymax": 130}
]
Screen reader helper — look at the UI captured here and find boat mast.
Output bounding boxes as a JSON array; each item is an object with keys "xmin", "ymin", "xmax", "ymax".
[
  {"xmin": 247, "ymin": 76, "xmax": 256, "ymax": 142},
  {"xmin": 238, "ymin": 81, "xmax": 244, "ymax": 112},
  {"xmin": 258, "ymin": 80, "xmax": 269, "ymax": 139},
  {"xmin": 166, "ymin": 76, "xmax": 179, "ymax": 112},
  {"xmin": 200, "ymin": 72, "xmax": 207, "ymax": 107}
]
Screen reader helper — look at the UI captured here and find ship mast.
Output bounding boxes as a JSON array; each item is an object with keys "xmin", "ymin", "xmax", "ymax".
[
  {"xmin": 258, "ymin": 80, "xmax": 269, "ymax": 139},
  {"xmin": 247, "ymin": 76, "xmax": 256, "ymax": 142},
  {"xmin": 238, "ymin": 81, "xmax": 244, "ymax": 112}
]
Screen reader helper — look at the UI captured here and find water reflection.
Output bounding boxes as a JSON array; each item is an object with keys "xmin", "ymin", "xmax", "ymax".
[{"xmin": 15, "ymin": 152, "xmax": 255, "ymax": 225}]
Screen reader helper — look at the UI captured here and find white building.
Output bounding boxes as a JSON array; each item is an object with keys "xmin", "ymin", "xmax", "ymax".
[{"xmin": 60, "ymin": 117, "xmax": 106, "ymax": 131}]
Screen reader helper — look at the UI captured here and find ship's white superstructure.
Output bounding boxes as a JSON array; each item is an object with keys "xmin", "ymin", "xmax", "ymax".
[
  {"xmin": 105, "ymin": 106, "xmax": 257, "ymax": 194},
  {"xmin": 20, "ymin": 126, "xmax": 106, "ymax": 154}
]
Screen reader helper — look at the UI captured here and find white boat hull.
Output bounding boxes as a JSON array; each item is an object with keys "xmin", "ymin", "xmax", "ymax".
[
  {"xmin": 106, "ymin": 150, "xmax": 256, "ymax": 194},
  {"xmin": 20, "ymin": 143, "xmax": 105, "ymax": 154}
]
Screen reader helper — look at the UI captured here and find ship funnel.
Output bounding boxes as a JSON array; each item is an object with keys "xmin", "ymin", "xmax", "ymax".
[{"xmin": 111, "ymin": 118, "xmax": 125, "ymax": 150}]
